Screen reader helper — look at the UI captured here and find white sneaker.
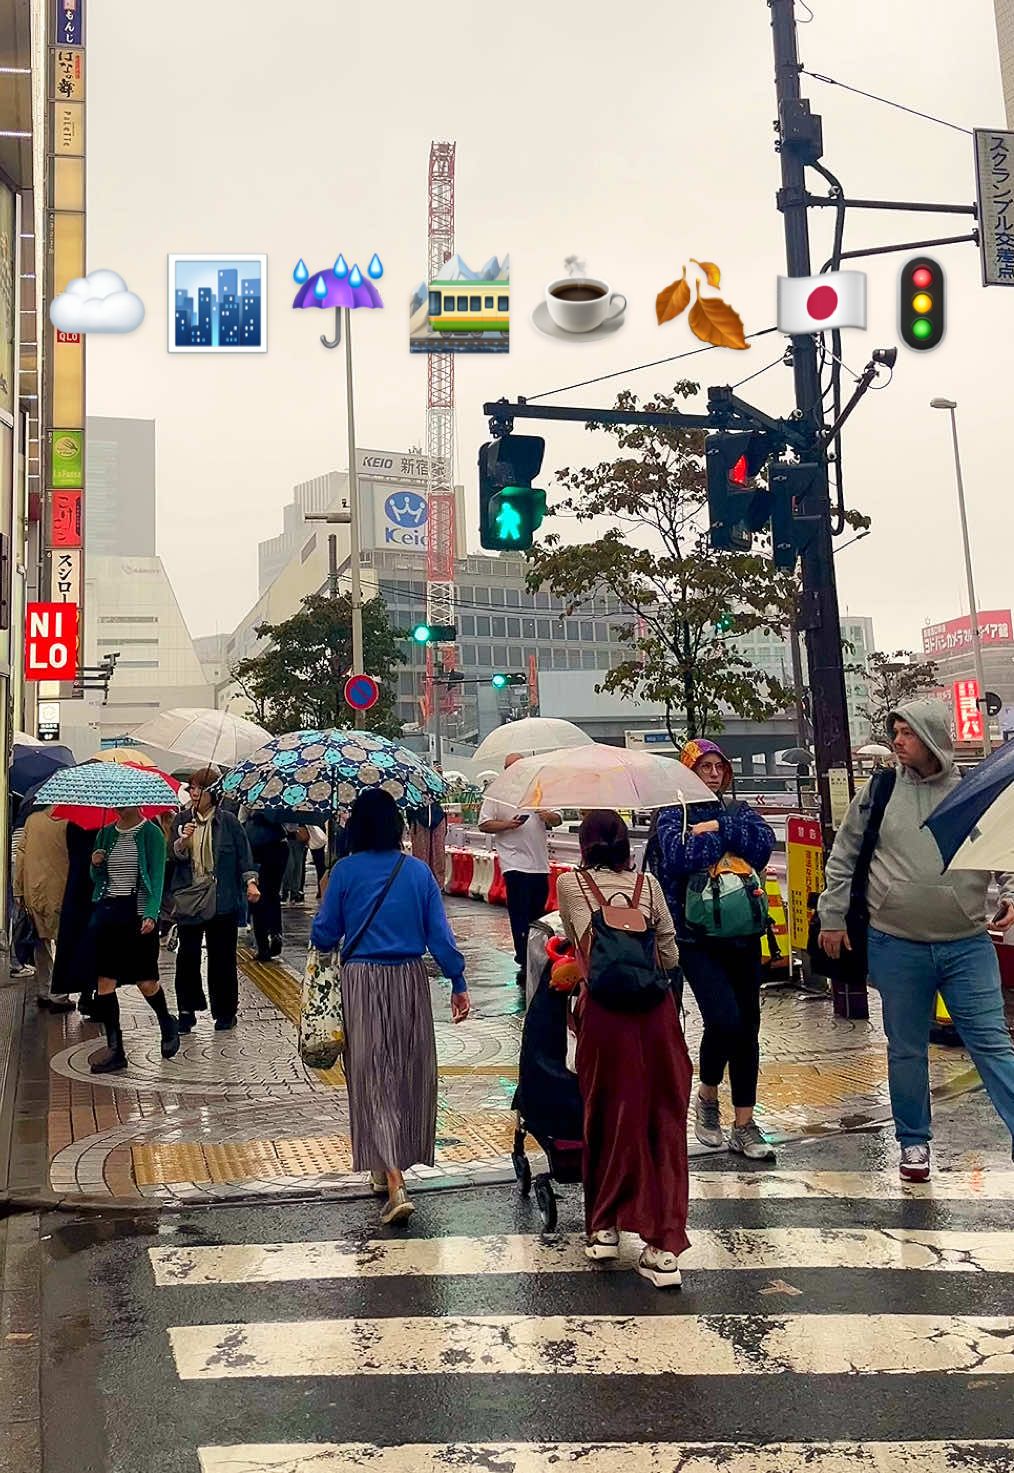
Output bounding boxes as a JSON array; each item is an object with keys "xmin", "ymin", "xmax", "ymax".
[
  {"xmin": 637, "ymin": 1246, "xmax": 682, "ymax": 1289},
  {"xmin": 584, "ymin": 1229, "xmax": 620, "ymax": 1262},
  {"xmin": 900, "ymin": 1144, "xmax": 931, "ymax": 1182},
  {"xmin": 694, "ymin": 1095, "xmax": 724, "ymax": 1148},
  {"xmin": 380, "ymin": 1188, "xmax": 415, "ymax": 1226},
  {"xmin": 369, "ymin": 1171, "xmax": 388, "ymax": 1195}
]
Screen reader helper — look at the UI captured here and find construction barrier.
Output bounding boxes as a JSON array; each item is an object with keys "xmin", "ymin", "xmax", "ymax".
[
  {"xmin": 488, "ymin": 857, "xmax": 507, "ymax": 906},
  {"xmin": 469, "ymin": 851, "xmax": 495, "ymax": 902},
  {"xmin": 761, "ymin": 873, "xmax": 790, "ymax": 972},
  {"xmin": 444, "ymin": 849, "xmax": 454, "ymax": 893},
  {"xmin": 546, "ymin": 865, "xmax": 567, "ymax": 915},
  {"xmin": 449, "ymin": 850, "xmax": 474, "ymax": 899}
]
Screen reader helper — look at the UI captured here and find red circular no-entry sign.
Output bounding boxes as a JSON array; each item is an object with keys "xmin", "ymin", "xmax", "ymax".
[{"xmin": 344, "ymin": 673, "xmax": 380, "ymax": 712}]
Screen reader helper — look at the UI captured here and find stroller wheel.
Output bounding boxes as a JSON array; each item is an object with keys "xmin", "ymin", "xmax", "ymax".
[{"xmin": 534, "ymin": 1174, "xmax": 557, "ymax": 1232}]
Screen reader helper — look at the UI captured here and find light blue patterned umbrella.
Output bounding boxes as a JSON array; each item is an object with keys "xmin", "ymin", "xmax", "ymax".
[
  {"xmin": 35, "ymin": 761, "xmax": 180, "ymax": 810},
  {"xmin": 220, "ymin": 728, "xmax": 445, "ymax": 817}
]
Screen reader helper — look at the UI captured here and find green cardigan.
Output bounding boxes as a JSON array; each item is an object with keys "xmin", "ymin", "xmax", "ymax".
[{"xmin": 90, "ymin": 820, "xmax": 167, "ymax": 922}]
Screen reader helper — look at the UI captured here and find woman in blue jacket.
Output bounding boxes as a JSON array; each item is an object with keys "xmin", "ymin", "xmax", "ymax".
[
  {"xmin": 311, "ymin": 788, "xmax": 470, "ymax": 1226},
  {"xmin": 647, "ymin": 739, "xmax": 777, "ymax": 1162}
]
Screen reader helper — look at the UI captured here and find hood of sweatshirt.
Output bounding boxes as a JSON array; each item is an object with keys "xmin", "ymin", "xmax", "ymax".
[{"xmin": 886, "ymin": 697, "xmax": 955, "ymax": 782}]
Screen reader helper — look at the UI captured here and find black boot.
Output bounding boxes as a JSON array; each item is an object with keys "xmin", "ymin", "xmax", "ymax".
[
  {"xmin": 269, "ymin": 933, "xmax": 283, "ymax": 958},
  {"xmin": 177, "ymin": 1010, "xmax": 197, "ymax": 1034},
  {"xmin": 90, "ymin": 993, "xmax": 127, "ymax": 1073},
  {"xmin": 145, "ymin": 986, "xmax": 181, "ymax": 1060}
]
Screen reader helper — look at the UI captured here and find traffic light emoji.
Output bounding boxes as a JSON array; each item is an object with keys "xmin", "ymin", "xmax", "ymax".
[{"xmin": 899, "ymin": 256, "xmax": 944, "ymax": 352}]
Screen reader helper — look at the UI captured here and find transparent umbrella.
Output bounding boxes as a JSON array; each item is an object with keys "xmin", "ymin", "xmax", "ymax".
[{"xmin": 483, "ymin": 744, "xmax": 716, "ymax": 812}]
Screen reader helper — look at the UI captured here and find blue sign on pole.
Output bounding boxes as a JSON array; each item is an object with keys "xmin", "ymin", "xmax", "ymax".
[
  {"xmin": 344, "ymin": 674, "xmax": 380, "ymax": 712},
  {"xmin": 56, "ymin": 0, "xmax": 83, "ymax": 46}
]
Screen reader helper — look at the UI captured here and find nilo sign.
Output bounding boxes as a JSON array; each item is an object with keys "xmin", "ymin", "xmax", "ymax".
[
  {"xmin": 25, "ymin": 602, "xmax": 79, "ymax": 680},
  {"xmin": 953, "ymin": 678, "xmax": 984, "ymax": 744}
]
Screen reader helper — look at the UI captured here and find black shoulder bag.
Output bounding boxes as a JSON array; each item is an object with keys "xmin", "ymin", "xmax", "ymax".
[
  {"xmin": 808, "ymin": 768, "xmax": 897, "ymax": 985},
  {"xmin": 341, "ymin": 854, "xmax": 407, "ymax": 965}
]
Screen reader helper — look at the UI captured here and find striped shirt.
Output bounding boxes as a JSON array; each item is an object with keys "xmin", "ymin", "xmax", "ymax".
[{"xmin": 106, "ymin": 824, "xmax": 147, "ymax": 916}]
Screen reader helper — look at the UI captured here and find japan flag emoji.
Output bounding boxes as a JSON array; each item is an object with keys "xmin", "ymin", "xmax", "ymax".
[{"xmin": 777, "ymin": 271, "xmax": 867, "ymax": 333}]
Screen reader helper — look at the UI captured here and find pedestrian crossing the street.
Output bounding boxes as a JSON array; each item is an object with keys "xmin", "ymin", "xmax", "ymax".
[{"xmin": 142, "ymin": 1168, "xmax": 1014, "ymax": 1472}]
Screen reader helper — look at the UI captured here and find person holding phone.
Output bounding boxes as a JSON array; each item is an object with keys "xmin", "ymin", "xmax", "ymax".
[{"xmin": 479, "ymin": 753, "xmax": 562, "ymax": 988}]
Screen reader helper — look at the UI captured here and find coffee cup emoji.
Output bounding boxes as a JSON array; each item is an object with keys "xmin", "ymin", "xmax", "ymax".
[{"xmin": 545, "ymin": 277, "xmax": 626, "ymax": 333}]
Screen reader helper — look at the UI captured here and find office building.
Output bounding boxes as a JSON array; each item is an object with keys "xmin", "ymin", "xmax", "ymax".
[
  {"xmin": 258, "ymin": 471, "xmax": 347, "ymax": 594},
  {"xmin": 728, "ymin": 614, "xmax": 875, "ymax": 744},
  {"xmin": 85, "ymin": 416, "xmax": 156, "ymax": 558},
  {"xmin": 922, "ymin": 609, "xmax": 1014, "ymax": 735},
  {"xmin": 996, "ymin": 0, "xmax": 1014, "ymax": 125}
]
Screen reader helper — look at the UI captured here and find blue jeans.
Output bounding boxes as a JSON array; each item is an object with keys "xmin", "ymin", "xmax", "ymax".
[{"xmin": 868, "ymin": 927, "xmax": 1014, "ymax": 1147}]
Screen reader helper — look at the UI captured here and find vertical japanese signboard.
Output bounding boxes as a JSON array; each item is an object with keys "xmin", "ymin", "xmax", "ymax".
[
  {"xmin": 953, "ymin": 679, "xmax": 984, "ymax": 743},
  {"xmin": 45, "ymin": 0, "xmax": 86, "ymax": 697},
  {"xmin": 527, "ymin": 654, "xmax": 540, "ymax": 716},
  {"xmin": 786, "ymin": 816, "xmax": 825, "ymax": 952},
  {"xmin": 974, "ymin": 129, "xmax": 1014, "ymax": 287}
]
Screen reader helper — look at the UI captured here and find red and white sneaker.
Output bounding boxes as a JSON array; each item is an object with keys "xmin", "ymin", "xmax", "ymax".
[{"xmin": 899, "ymin": 1144, "xmax": 931, "ymax": 1182}]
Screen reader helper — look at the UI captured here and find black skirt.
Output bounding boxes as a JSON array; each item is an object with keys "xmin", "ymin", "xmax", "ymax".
[{"xmin": 91, "ymin": 896, "xmax": 160, "ymax": 986}]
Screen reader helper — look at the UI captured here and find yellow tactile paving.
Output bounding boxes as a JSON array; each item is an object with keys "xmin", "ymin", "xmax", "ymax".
[
  {"xmin": 133, "ymin": 1143, "xmax": 215, "ymax": 1187},
  {"xmin": 275, "ymin": 1134, "xmax": 354, "ymax": 1175}
]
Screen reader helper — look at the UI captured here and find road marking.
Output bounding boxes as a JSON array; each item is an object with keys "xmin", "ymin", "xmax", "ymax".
[
  {"xmin": 150, "ymin": 1225, "xmax": 1014, "ymax": 1286},
  {"xmin": 688, "ymin": 1168, "xmax": 1014, "ymax": 1201},
  {"xmin": 170, "ymin": 1312, "xmax": 1014, "ymax": 1379},
  {"xmin": 196, "ymin": 1442, "xmax": 1014, "ymax": 1473}
]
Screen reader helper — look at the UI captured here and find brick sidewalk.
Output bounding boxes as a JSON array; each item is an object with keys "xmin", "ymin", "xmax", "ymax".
[{"xmin": 5, "ymin": 897, "xmax": 990, "ymax": 1204}]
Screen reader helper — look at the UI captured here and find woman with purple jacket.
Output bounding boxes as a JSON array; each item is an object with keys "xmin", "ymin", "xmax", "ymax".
[{"xmin": 647, "ymin": 738, "xmax": 777, "ymax": 1162}]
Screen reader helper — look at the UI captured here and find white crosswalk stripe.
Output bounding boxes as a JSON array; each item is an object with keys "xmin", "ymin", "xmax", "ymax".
[
  {"xmin": 170, "ymin": 1311, "xmax": 1014, "ymax": 1379},
  {"xmin": 145, "ymin": 1166, "xmax": 1014, "ymax": 1470},
  {"xmin": 150, "ymin": 1225, "xmax": 1014, "ymax": 1284},
  {"xmin": 196, "ymin": 1442, "xmax": 1014, "ymax": 1473}
]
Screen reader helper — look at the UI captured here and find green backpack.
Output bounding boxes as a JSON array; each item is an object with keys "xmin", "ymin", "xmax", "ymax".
[{"xmin": 685, "ymin": 860, "xmax": 769, "ymax": 940}]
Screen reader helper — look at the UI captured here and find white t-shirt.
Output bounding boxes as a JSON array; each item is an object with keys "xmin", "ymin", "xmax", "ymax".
[{"xmin": 478, "ymin": 796, "xmax": 550, "ymax": 875}]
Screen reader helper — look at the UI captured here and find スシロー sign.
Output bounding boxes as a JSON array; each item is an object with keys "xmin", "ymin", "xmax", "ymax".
[
  {"xmin": 25, "ymin": 602, "xmax": 79, "ymax": 680},
  {"xmin": 344, "ymin": 674, "xmax": 380, "ymax": 712}
]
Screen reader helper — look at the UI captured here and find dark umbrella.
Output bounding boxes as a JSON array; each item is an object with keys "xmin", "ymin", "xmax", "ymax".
[
  {"xmin": 924, "ymin": 741, "xmax": 1014, "ymax": 871},
  {"xmin": 10, "ymin": 741, "xmax": 75, "ymax": 797}
]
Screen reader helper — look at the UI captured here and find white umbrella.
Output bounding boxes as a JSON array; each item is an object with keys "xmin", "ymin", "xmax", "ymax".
[
  {"xmin": 473, "ymin": 717, "xmax": 593, "ymax": 765},
  {"xmin": 483, "ymin": 743, "xmax": 717, "ymax": 811},
  {"xmin": 857, "ymin": 743, "xmax": 893, "ymax": 758},
  {"xmin": 129, "ymin": 708, "xmax": 271, "ymax": 771}
]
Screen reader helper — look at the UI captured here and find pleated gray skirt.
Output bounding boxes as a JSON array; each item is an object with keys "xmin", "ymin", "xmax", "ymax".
[{"xmin": 341, "ymin": 958, "xmax": 438, "ymax": 1173}]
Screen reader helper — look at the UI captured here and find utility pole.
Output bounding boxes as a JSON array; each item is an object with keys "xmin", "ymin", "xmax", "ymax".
[
  {"xmin": 769, "ymin": 0, "xmax": 854, "ymax": 840},
  {"xmin": 343, "ymin": 308, "xmax": 365, "ymax": 728},
  {"xmin": 305, "ymin": 509, "xmax": 354, "ymax": 730},
  {"xmin": 328, "ymin": 533, "xmax": 340, "ymax": 729}
]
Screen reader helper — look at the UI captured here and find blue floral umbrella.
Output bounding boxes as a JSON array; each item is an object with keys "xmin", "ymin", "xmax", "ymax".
[
  {"xmin": 35, "ymin": 761, "xmax": 180, "ymax": 810},
  {"xmin": 219, "ymin": 729, "xmax": 445, "ymax": 818}
]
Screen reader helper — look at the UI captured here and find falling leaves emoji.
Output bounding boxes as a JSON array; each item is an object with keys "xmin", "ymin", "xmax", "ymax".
[
  {"xmin": 656, "ymin": 268, "xmax": 691, "ymax": 326},
  {"xmin": 688, "ymin": 281, "xmax": 748, "ymax": 350},
  {"xmin": 691, "ymin": 259, "xmax": 722, "ymax": 289}
]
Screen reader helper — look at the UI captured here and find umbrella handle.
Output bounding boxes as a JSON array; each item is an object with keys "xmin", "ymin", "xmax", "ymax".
[{"xmin": 320, "ymin": 308, "xmax": 342, "ymax": 351}]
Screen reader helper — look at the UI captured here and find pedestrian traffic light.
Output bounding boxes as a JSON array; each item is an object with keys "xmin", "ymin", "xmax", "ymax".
[
  {"xmin": 478, "ymin": 436, "xmax": 548, "ymax": 551},
  {"xmin": 768, "ymin": 461, "xmax": 823, "ymax": 570},
  {"xmin": 491, "ymin": 671, "xmax": 527, "ymax": 689},
  {"xmin": 706, "ymin": 432, "xmax": 773, "ymax": 552},
  {"xmin": 411, "ymin": 623, "xmax": 456, "ymax": 644},
  {"xmin": 713, "ymin": 612, "xmax": 734, "ymax": 634},
  {"xmin": 899, "ymin": 255, "xmax": 944, "ymax": 351}
]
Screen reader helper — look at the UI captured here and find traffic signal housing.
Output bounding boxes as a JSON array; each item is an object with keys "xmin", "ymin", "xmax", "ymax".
[
  {"xmin": 479, "ymin": 436, "xmax": 548, "ymax": 551},
  {"xmin": 768, "ymin": 461, "xmax": 823, "ymax": 570},
  {"xmin": 411, "ymin": 623, "xmax": 456, "ymax": 644},
  {"xmin": 491, "ymin": 671, "xmax": 527, "ymax": 689},
  {"xmin": 899, "ymin": 255, "xmax": 944, "ymax": 352},
  {"xmin": 706, "ymin": 432, "xmax": 773, "ymax": 553}
]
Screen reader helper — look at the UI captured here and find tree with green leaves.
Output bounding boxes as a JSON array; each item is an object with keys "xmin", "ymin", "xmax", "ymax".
[
  {"xmin": 524, "ymin": 382, "xmax": 798, "ymax": 743},
  {"xmin": 857, "ymin": 650, "xmax": 939, "ymax": 743},
  {"xmin": 230, "ymin": 593, "xmax": 406, "ymax": 739}
]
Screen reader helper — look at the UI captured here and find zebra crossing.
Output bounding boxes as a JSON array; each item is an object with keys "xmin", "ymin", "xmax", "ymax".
[{"xmin": 142, "ymin": 1168, "xmax": 1014, "ymax": 1472}]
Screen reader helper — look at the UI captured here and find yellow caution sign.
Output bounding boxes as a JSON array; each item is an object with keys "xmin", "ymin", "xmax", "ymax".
[
  {"xmin": 935, "ymin": 992, "xmax": 952, "ymax": 1025},
  {"xmin": 761, "ymin": 873, "xmax": 789, "ymax": 969}
]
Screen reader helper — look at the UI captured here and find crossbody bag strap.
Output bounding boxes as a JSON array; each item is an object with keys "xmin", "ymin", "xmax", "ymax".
[
  {"xmin": 341, "ymin": 853, "xmax": 407, "ymax": 964},
  {"xmin": 850, "ymin": 768, "xmax": 897, "ymax": 908}
]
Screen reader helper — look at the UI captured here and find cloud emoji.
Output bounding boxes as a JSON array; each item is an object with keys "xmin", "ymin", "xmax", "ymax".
[{"xmin": 50, "ymin": 269, "xmax": 145, "ymax": 334}]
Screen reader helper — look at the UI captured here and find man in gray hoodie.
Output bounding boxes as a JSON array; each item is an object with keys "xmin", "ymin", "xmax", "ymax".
[{"xmin": 818, "ymin": 697, "xmax": 1014, "ymax": 1181}]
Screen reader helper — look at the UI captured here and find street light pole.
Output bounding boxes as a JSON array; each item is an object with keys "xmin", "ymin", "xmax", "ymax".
[
  {"xmin": 343, "ymin": 307, "xmax": 365, "ymax": 686},
  {"xmin": 931, "ymin": 398, "xmax": 991, "ymax": 757}
]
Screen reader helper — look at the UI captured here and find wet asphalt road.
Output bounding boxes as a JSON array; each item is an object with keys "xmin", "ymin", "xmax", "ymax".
[{"xmin": 35, "ymin": 1092, "xmax": 1014, "ymax": 1473}]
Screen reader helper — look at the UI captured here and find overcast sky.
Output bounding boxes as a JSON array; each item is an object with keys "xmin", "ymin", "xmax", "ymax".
[{"xmin": 85, "ymin": 0, "xmax": 1012, "ymax": 652}]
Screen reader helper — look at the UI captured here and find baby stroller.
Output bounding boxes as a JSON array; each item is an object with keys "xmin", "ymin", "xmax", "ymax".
[{"xmin": 511, "ymin": 914, "xmax": 585, "ymax": 1231}]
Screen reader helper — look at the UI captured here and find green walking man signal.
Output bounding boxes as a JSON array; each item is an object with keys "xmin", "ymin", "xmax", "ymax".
[{"xmin": 478, "ymin": 435, "xmax": 547, "ymax": 551}]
